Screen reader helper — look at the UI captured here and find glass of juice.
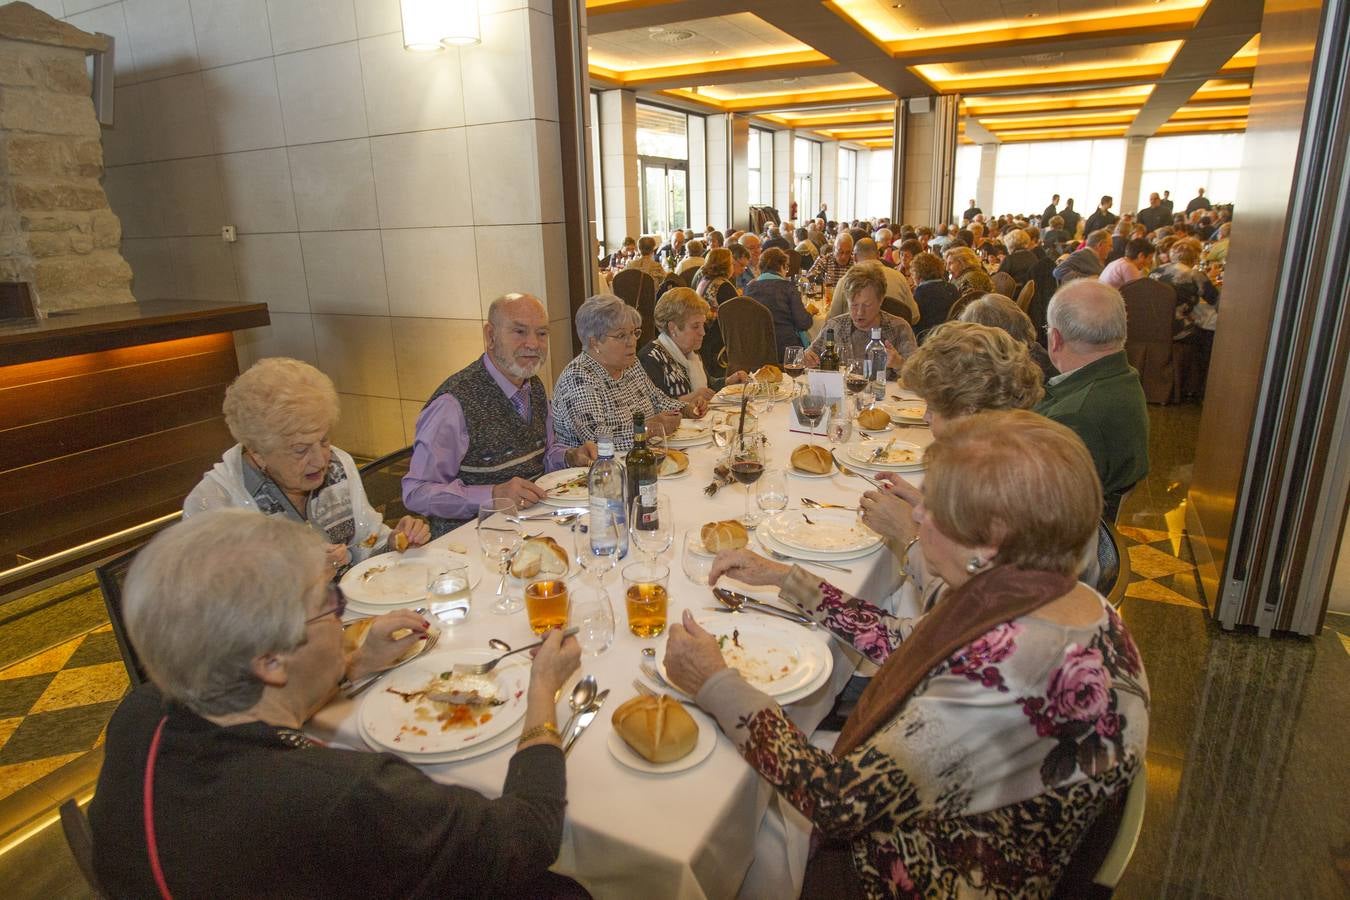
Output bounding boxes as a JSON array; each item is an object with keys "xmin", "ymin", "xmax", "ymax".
[
  {"xmin": 622, "ymin": 562, "xmax": 670, "ymax": 638},
  {"xmin": 524, "ymin": 578, "xmax": 569, "ymax": 636}
]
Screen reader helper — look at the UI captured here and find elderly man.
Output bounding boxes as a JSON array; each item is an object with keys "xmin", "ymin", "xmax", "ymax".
[
  {"xmin": 854, "ymin": 237, "xmax": 918, "ymax": 321},
  {"xmin": 1036, "ymin": 279, "xmax": 1149, "ymax": 519},
  {"xmin": 735, "ymin": 233, "xmax": 762, "ymax": 291},
  {"xmin": 1053, "ymin": 228, "xmax": 1112, "ymax": 284},
  {"xmin": 625, "ymin": 236, "xmax": 665, "ymax": 279},
  {"xmin": 762, "ymin": 224, "xmax": 790, "ymax": 251},
  {"xmin": 403, "ymin": 293, "xmax": 597, "ymax": 537},
  {"xmin": 811, "ymin": 232, "xmax": 855, "ymax": 315},
  {"xmin": 657, "ymin": 229, "xmax": 686, "ymax": 266},
  {"xmin": 805, "ymin": 262, "xmax": 917, "ymax": 374},
  {"xmin": 1136, "ymin": 192, "xmax": 1170, "ymax": 233}
]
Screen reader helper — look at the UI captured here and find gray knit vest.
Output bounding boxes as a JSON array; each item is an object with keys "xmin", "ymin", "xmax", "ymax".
[{"xmin": 423, "ymin": 357, "xmax": 549, "ymax": 537}]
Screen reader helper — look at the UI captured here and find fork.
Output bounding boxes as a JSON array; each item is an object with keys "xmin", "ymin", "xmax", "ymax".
[
  {"xmin": 345, "ymin": 628, "xmax": 442, "ymax": 698},
  {"xmin": 801, "ymin": 498, "xmax": 852, "ymax": 510},
  {"xmin": 640, "ymin": 661, "xmax": 677, "ymax": 691},
  {"xmin": 451, "ymin": 627, "xmax": 580, "ymax": 675},
  {"xmin": 760, "ymin": 545, "xmax": 854, "ymax": 574},
  {"xmin": 633, "ymin": 679, "xmax": 657, "ymax": 697}
]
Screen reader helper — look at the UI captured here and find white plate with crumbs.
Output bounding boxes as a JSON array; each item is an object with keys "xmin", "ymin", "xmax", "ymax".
[
  {"xmin": 342, "ymin": 550, "xmax": 483, "ymax": 608},
  {"xmin": 762, "ymin": 510, "xmax": 881, "ymax": 555},
  {"xmin": 537, "ymin": 467, "xmax": 590, "ymax": 506},
  {"xmin": 657, "ymin": 616, "xmax": 830, "ymax": 699}
]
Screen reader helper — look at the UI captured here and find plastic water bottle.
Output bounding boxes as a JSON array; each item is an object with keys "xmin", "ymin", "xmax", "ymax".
[
  {"xmin": 864, "ymin": 326, "xmax": 888, "ymax": 401},
  {"xmin": 587, "ymin": 434, "xmax": 628, "ymax": 561}
]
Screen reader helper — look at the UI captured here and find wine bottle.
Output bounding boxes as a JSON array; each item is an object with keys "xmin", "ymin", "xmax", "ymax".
[
  {"xmin": 624, "ymin": 413, "xmax": 659, "ymax": 531},
  {"xmin": 818, "ymin": 327, "xmax": 840, "ymax": 371}
]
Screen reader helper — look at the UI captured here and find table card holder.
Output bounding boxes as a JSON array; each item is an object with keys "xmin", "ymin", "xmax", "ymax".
[{"xmin": 807, "ymin": 369, "xmax": 844, "ymax": 400}]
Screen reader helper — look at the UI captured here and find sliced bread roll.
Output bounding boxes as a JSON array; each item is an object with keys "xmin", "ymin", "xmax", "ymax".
[
  {"xmin": 510, "ymin": 536, "xmax": 570, "ymax": 579},
  {"xmin": 753, "ymin": 364, "xmax": 782, "ymax": 383},
  {"xmin": 700, "ymin": 519, "xmax": 749, "ymax": 552},
  {"xmin": 611, "ymin": 694, "xmax": 699, "ymax": 763},
  {"xmin": 790, "ymin": 444, "xmax": 833, "ymax": 474},
  {"xmin": 856, "ymin": 407, "xmax": 890, "ymax": 431}
]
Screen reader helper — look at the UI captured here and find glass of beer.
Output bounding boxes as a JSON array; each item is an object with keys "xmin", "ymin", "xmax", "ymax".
[
  {"xmin": 524, "ymin": 578, "xmax": 569, "ymax": 636},
  {"xmin": 622, "ymin": 562, "xmax": 669, "ymax": 638}
]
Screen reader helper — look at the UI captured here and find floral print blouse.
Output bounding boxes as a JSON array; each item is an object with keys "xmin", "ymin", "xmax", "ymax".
[{"xmin": 694, "ymin": 567, "xmax": 1149, "ymax": 899}]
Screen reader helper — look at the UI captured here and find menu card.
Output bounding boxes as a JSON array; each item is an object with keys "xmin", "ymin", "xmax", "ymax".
[{"xmin": 807, "ymin": 369, "xmax": 844, "ymax": 400}]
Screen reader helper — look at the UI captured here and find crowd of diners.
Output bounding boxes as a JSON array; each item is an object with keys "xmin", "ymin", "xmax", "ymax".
[{"xmin": 82, "ymin": 188, "xmax": 1244, "ymax": 896}]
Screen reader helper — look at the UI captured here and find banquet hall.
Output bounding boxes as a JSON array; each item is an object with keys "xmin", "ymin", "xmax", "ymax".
[{"xmin": 0, "ymin": 0, "xmax": 1347, "ymax": 897}]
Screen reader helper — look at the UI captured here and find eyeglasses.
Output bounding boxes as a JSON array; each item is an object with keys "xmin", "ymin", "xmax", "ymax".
[
  {"xmin": 604, "ymin": 329, "xmax": 642, "ymax": 343},
  {"xmin": 305, "ymin": 584, "xmax": 347, "ymax": 625}
]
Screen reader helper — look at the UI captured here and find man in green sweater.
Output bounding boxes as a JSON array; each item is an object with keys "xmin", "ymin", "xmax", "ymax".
[{"xmin": 1036, "ymin": 279, "xmax": 1150, "ymax": 520}]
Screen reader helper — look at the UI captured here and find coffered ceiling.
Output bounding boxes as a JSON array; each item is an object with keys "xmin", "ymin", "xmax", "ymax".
[{"xmin": 586, "ymin": 0, "xmax": 1263, "ymax": 147}]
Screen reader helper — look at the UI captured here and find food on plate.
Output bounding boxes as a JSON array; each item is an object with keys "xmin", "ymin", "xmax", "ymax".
[
  {"xmin": 753, "ymin": 364, "xmax": 782, "ymax": 383},
  {"xmin": 719, "ymin": 383, "xmax": 746, "ymax": 395},
  {"xmin": 387, "ymin": 671, "xmax": 504, "ymax": 731},
  {"xmin": 856, "ymin": 408, "xmax": 890, "ymax": 431},
  {"xmin": 510, "ymin": 536, "xmax": 570, "ymax": 579},
  {"xmin": 360, "ymin": 531, "xmax": 381, "ymax": 548},
  {"xmin": 700, "ymin": 519, "xmax": 749, "ymax": 552},
  {"xmin": 547, "ymin": 472, "xmax": 588, "ymax": 497},
  {"xmin": 868, "ymin": 446, "xmax": 920, "ymax": 466},
  {"xmin": 611, "ymin": 694, "xmax": 699, "ymax": 763},
  {"xmin": 360, "ymin": 564, "xmax": 389, "ymax": 583},
  {"xmin": 716, "ymin": 628, "xmax": 798, "ymax": 686},
  {"xmin": 790, "ymin": 444, "xmax": 833, "ymax": 475},
  {"xmin": 391, "ymin": 531, "xmax": 410, "ymax": 552},
  {"xmin": 894, "ymin": 404, "xmax": 926, "ymax": 420},
  {"xmin": 658, "ymin": 448, "xmax": 689, "ymax": 476}
]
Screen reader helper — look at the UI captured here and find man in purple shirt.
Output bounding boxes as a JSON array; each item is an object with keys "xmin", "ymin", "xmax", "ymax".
[{"xmin": 403, "ymin": 293, "xmax": 597, "ymax": 536}]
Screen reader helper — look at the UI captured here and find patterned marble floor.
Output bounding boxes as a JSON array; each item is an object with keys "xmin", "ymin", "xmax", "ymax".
[{"xmin": 0, "ymin": 402, "xmax": 1347, "ymax": 899}]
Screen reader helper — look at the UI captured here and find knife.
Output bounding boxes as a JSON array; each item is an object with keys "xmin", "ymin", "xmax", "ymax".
[
  {"xmin": 705, "ymin": 606, "xmax": 817, "ymax": 627},
  {"xmin": 563, "ymin": 689, "xmax": 610, "ymax": 755}
]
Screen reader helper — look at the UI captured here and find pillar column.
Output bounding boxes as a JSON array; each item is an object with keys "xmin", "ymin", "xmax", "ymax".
[
  {"xmin": 1121, "ymin": 136, "xmax": 1147, "ymax": 215},
  {"xmin": 896, "ymin": 96, "xmax": 958, "ymax": 228},
  {"xmin": 729, "ymin": 114, "xmax": 750, "ymax": 232},
  {"xmin": 706, "ymin": 113, "xmax": 730, "ymax": 230},
  {"xmin": 772, "ymin": 130, "xmax": 793, "ymax": 221},
  {"xmin": 820, "ymin": 140, "xmax": 839, "ymax": 218},
  {"xmin": 976, "ymin": 143, "xmax": 998, "ymax": 219},
  {"xmin": 598, "ymin": 89, "xmax": 639, "ymax": 251}
]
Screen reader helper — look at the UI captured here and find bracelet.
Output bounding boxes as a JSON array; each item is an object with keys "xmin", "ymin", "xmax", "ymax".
[
  {"xmin": 517, "ymin": 723, "xmax": 562, "ymax": 746},
  {"xmin": 901, "ymin": 536, "xmax": 920, "ymax": 566}
]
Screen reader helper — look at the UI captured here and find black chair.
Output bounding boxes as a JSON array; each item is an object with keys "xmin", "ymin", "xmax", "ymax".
[
  {"xmin": 882, "ymin": 296, "xmax": 917, "ymax": 326},
  {"xmin": 95, "ymin": 545, "xmax": 148, "ymax": 687},
  {"xmin": 784, "ymin": 249, "xmax": 802, "ymax": 277},
  {"xmin": 717, "ymin": 296, "xmax": 778, "ymax": 373},
  {"xmin": 1095, "ymin": 519, "xmax": 1131, "ymax": 607},
  {"xmin": 611, "ymin": 269, "xmax": 658, "ymax": 346},
  {"xmin": 358, "ymin": 445, "xmax": 414, "ymax": 524},
  {"xmin": 59, "ymin": 798, "xmax": 105, "ymax": 897}
]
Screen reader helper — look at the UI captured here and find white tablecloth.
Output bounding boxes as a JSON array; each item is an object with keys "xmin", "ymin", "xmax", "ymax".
[{"xmin": 311, "ymin": 389, "xmax": 933, "ymax": 899}]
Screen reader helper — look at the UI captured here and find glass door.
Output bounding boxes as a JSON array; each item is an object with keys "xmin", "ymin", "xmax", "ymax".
[{"xmin": 640, "ymin": 158, "xmax": 688, "ymax": 236}]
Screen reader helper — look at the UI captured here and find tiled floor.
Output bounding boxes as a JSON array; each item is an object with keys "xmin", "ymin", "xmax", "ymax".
[{"xmin": 1, "ymin": 401, "xmax": 1347, "ymax": 898}]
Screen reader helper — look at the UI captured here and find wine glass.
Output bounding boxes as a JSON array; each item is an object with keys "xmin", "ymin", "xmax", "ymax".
[
  {"xmin": 630, "ymin": 495, "xmax": 673, "ymax": 563},
  {"xmin": 755, "ymin": 469, "xmax": 789, "ymax": 523},
  {"xmin": 843, "ymin": 360, "xmax": 868, "ymax": 400},
  {"xmin": 726, "ymin": 432, "xmax": 769, "ymax": 526},
  {"xmin": 783, "ymin": 346, "xmax": 806, "ymax": 394},
  {"xmin": 681, "ymin": 529, "xmax": 713, "ymax": 584},
  {"xmin": 573, "ymin": 513, "xmax": 620, "ymax": 588},
  {"xmin": 478, "ymin": 499, "xmax": 521, "ymax": 615},
  {"xmin": 793, "ymin": 391, "xmax": 826, "ymax": 439},
  {"xmin": 570, "ymin": 578, "xmax": 615, "ymax": 657},
  {"xmin": 828, "ymin": 397, "xmax": 855, "ymax": 444}
]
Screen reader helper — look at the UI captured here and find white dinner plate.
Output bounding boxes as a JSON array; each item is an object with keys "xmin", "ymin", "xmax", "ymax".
[
  {"xmin": 358, "ymin": 709, "xmax": 523, "ymax": 765},
  {"xmin": 756, "ymin": 527, "xmax": 885, "ymax": 563},
  {"xmin": 537, "ymin": 467, "xmax": 590, "ymax": 506},
  {"xmin": 342, "ymin": 550, "xmax": 484, "ymax": 608},
  {"xmin": 358, "ymin": 650, "xmax": 529, "ymax": 757},
  {"xmin": 788, "ymin": 466, "xmax": 834, "ymax": 479},
  {"xmin": 855, "ymin": 423, "xmax": 892, "ymax": 436},
  {"xmin": 656, "ymin": 449, "xmax": 691, "ymax": 478},
  {"xmin": 762, "ymin": 509, "xmax": 881, "ymax": 555},
  {"xmin": 657, "ymin": 615, "xmax": 831, "ymax": 699},
  {"xmin": 880, "ymin": 400, "xmax": 928, "ymax": 424},
  {"xmin": 844, "ymin": 441, "xmax": 924, "ymax": 470},
  {"xmin": 665, "ymin": 422, "xmax": 712, "ymax": 448},
  {"xmin": 606, "ymin": 706, "xmax": 719, "ymax": 775}
]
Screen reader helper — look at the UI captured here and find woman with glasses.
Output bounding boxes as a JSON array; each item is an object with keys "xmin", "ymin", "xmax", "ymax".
[
  {"xmin": 89, "ymin": 509, "xmax": 582, "ymax": 897},
  {"xmin": 183, "ymin": 357, "xmax": 429, "ymax": 575},
  {"xmin": 553, "ymin": 294, "xmax": 687, "ymax": 451}
]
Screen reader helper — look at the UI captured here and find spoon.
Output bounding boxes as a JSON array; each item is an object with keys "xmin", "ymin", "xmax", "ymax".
[
  {"xmin": 559, "ymin": 675, "xmax": 598, "ymax": 743},
  {"xmin": 488, "ymin": 638, "xmax": 511, "ymax": 652}
]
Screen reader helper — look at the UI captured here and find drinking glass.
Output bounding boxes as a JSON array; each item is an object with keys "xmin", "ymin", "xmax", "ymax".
[
  {"xmin": 782, "ymin": 346, "xmax": 806, "ymax": 393},
  {"xmin": 843, "ymin": 360, "xmax": 868, "ymax": 399},
  {"xmin": 726, "ymin": 432, "xmax": 769, "ymax": 526},
  {"xmin": 828, "ymin": 397, "xmax": 855, "ymax": 444},
  {"xmin": 478, "ymin": 499, "xmax": 521, "ymax": 615},
  {"xmin": 793, "ymin": 392, "xmax": 826, "ymax": 439},
  {"xmin": 524, "ymin": 578, "xmax": 569, "ymax": 635},
  {"xmin": 681, "ymin": 529, "xmax": 713, "ymax": 584},
  {"xmin": 755, "ymin": 469, "xmax": 789, "ymax": 522},
  {"xmin": 712, "ymin": 414, "xmax": 736, "ymax": 449},
  {"xmin": 630, "ymin": 495, "xmax": 673, "ymax": 563},
  {"xmin": 622, "ymin": 561, "xmax": 670, "ymax": 638},
  {"xmin": 573, "ymin": 514, "xmax": 619, "ymax": 587},
  {"xmin": 426, "ymin": 565, "xmax": 471, "ymax": 625},
  {"xmin": 570, "ymin": 579, "xmax": 615, "ymax": 656}
]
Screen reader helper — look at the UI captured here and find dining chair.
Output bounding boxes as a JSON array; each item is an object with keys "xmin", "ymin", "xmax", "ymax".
[
  {"xmin": 1016, "ymin": 279, "xmax": 1036, "ymax": 313},
  {"xmin": 716, "ymin": 295, "xmax": 778, "ymax": 373},
  {"xmin": 785, "ymin": 248, "xmax": 802, "ymax": 277},
  {"xmin": 358, "ymin": 445, "xmax": 414, "ymax": 523},
  {"xmin": 611, "ymin": 269, "xmax": 658, "ymax": 345},
  {"xmin": 881, "ymin": 296, "xmax": 916, "ymax": 325},
  {"xmin": 59, "ymin": 798, "xmax": 106, "ymax": 897},
  {"xmin": 95, "ymin": 545, "xmax": 148, "ymax": 687},
  {"xmin": 1093, "ymin": 762, "xmax": 1148, "ymax": 891},
  {"xmin": 1094, "ymin": 519, "xmax": 1131, "ymax": 608},
  {"xmin": 990, "ymin": 272, "xmax": 1017, "ymax": 298}
]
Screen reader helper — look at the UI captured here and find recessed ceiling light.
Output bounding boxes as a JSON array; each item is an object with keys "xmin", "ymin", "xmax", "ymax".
[
  {"xmin": 648, "ymin": 26, "xmax": 663, "ymax": 33},
  {"xmin": 1027, "ymin": 12, "xmax": 1039, "ymax": 17},
  {"xmin": 649, "ymin": 29, "xmax": 696, "ymax": 45}
]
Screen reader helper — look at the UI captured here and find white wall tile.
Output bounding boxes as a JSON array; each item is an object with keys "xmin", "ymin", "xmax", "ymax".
[
  {"xmin": 331, "ymin": 392, "xmax": 406, "ymax": 457},
  {"xmin": 540, "ymin": 222, "xmax": 569, "ymax": 321},
  {"xmin": 121, "ymin": 237, "xmax": 177, "ymax": 301},
  {"xmin": 26, "ymin": 0, "xmax": 66, "ymax": 16},
  {"xmin": 66, "ymin": 4, "xmax": 138, "ymax": 84},
  {"xmin": 353, "ymin": 0, "xmax": 400, "ymax": 37},
  {"xmin": 122, "ymin": 0, "xmax": 200, "ymax": 80},
  {"xmin": 473, "ymin": 224, "xmax": 546, "ymax": 315},
  {"xmin": 480, "ymin": 0, "xmax": 552, "ymax": 13},
  {"xmin": 274, "ymin": 42, "xmax": 369, "ymax": 145},
  {"xmin": 312, "ymin": 313, "xmax": 400, "ymax": 397},
  {"xmin": 465, "ymin": 119, "xmax": 543, "ymax": 225},
  {"xmin": 218, "ymin": 148, "xmax": 298, "ymax": 233},
  {"xmin": 101, "ymin": 84, "xmax": 146, "ymax": 166},
  {"xmin": 535, "ymin": 119, "xmax": 563, "ymax": 223},
  {"xmin": 390, "ymin": 316, "xmax": 484, "ymax": 402},
  {"xmin": 288, "ymin": 138, "xmax": 378, "ymax": 231},
  {"xmin": 359, "ymin": 32, "xmax": 463, "ymax": 135},
  {"xmin": 547, "ymin": 316, "xmax": 573, "ymax": 386},
  {"xmin": 139, "ymin": 72, "xmax": 215, "ymax": 160},
  {"xmin": 170, "ymin": 236, "xmax": 238, "ymax": 301},
  {"xmin": 381, "ymin": 227, "xmax": 478, "ymax": 318},
  {"xmin": 63, "ymin": 0, "xmax": 114, "ymax": 15},
  {"xmin": 190, "ymin": 0, "xmax": 272, "ymax": 68},
  {"xmin": 102, "ymin": 162, "xmax": 164, "ymax": 237},
  {"xmin": 526, "ymin": 9, "xmax": 557, "ymax": 123},
  {"xmin": 232, "ymin": 233, "xmax": 310, "ymax": 312},
  {"xmin": 201, "ymin": 58, "xmax": 286, "ymax": 153},
  {"xmin": 300, "ymin": 230, "xmax": 389, "ymax": 315},
  {"xmin": 370, "ymin": 129, "xmax": 470, "ymax": 228},
  {"xmin": 399, "ymin": 399, "xmax": 422, "ymax": 445},
  {"xmin": 236, "ymin": 311, "xmax": 318, "ymax": 368},
  {"xmin": 459, "ymin": 9, "xmax": 530, "ymax": 126},
  {"xmin": 159, "ymin": 155, "xmax": 226, "ymax": 235},
  {"xmin": 265, "ymin": 0, "xmax": 357, "ymax": 54}
]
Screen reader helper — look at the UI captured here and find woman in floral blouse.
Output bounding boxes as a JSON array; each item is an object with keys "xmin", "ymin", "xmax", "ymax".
[{"xmin": 666, "ymin": 410, "xmax": 1149, "ymax": 898}]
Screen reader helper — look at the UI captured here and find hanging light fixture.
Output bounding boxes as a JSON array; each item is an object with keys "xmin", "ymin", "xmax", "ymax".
[{"xmin": 401, "ymin": 0, "xmax": 481, "ymax": 51}]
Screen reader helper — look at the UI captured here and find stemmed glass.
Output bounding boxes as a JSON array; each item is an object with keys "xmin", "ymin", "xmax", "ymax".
[
  {"xmin": 793, "ymin": 391, "xmax": 826, "ymax": 439},
  {"xmin": 755, "ymin": 469, "xmax": 789, "ymax": 523},
  {"xmin": 726, "ymin": 432, "xmax": 769, "ymax": 526},
  {"xmin": 570, "ymin": 515, "xmax": 617, "ymax": 656},
  {"xmin": 630, "ymin": 495, "xmax": 673, "ymax": 564},
  {"xmin": 478, "ymin": 498, "xmax": 521, "ymax": 615},
  {"xmin": 783, "ymin": 346, "xmax": 806, "ymax": 395},
  {"xmin": 843, "ymin": 359, "xmax": 869, "ymax": 403}
]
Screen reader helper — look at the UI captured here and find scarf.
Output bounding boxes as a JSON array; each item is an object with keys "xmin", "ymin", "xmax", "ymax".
[
  {"xmin": 834, "ymin": 565, "xmax": 1076, "ymax": 756},
  {"xmin": 657, "ymin": 331, "xmax": 708, "ymax": 393}
]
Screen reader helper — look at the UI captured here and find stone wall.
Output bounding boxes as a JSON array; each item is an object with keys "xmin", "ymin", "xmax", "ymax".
[{"xmin": 0, "ymin": 2, "xmax": 131, "ymax": 313}]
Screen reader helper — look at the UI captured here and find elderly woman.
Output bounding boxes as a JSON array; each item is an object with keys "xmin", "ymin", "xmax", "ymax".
[
  {"xmin": 554, "ymin": 294, "xmax": 686, "ymax": 451},
  {"xmin": 944, "ymin": 245, "xmax": 995, "ymax": 319},
  {"xmin": 804, "ymin": 261, "xmax": 917, "ymax": 373},
  {"xmin": 183, "ymin": 358, "xmax": 428, "ymax": 574},
  {"xmin": 89, "ymin": 509, "xmax": 580, "ymax": 896},
  {"xmin": 666, "ymin": 411, "xmax": 1149, "ymax": 898},
  {"xmin": 959, "ymin": 293, "xmax": 1059, "ymax": 381},
  {"xmin": 639, "ymin": 287, "xmax": 747, "ymax": 408},
  {"xmin": 911, "ymin": 250, "xmax": 958, "ymax": 341},
  {"xmin": 998, "ymin": 227, "xmax": 1039, "ymax": 289},
  {"xmin": 745, "ymin": 246, "xmax": 814, "ymax": 358}
]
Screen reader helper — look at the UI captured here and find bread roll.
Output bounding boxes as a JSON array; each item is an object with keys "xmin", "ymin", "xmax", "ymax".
[
  {"xmin": 659, "ymin": 448, "xmax": 689, "ymax": 476},
  {"xmin": 790, "ymin": 444, "xmax": 833, "ymax": 474},
  {"xmin": 753, "ymin": 364, "xmax": 782, "ymax": 383},
  {"xmin": 392, "ymin": 531, "xmax": 409, "ymax": 552},
  {"xmin": 856, "ymin": 407, "xmax": 890, "ymax": 431},
  {"xmin": 700, "ymin": 519, "xmax": 749, "ymax": 552},
  {"xmin": 611, "ymin": 695, "xmax": 699, "ymax": 763},
  {"xmin": 510, "ymin": 536, "xmax": 570, "ymax": 579}
]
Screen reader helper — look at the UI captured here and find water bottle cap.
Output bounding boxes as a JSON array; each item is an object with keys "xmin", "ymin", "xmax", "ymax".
[
  {"xmin": 597, "ymin": 440, "xmax": 615, "ymax": 457},
  {"xmin": 871, "ymin": 327, "xmax": 882, "ymax": 338}
]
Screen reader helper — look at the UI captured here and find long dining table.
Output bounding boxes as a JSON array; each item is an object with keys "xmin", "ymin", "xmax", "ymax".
[{"xmin": 310, "ymin": 384, "xmax": 933, "ymax": 899}]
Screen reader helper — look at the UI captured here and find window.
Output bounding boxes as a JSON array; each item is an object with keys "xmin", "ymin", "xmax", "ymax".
[
  {"xmin": 991, "ymin": 139, "xmax": 1126, "ymax": 220},
  {"xmin": 837, "ymin": 147, "xmax": 857, "ymax": 222},
  {"xmin": 794, "ymin": 138, "xmax": 821, "ymax": 219},
  {"xmin": 1138, "ymin": 133, "xmax": 1245, "ymax": 211},
  {"xmin": 748, "ymin": 128, "xmax": 761, "ymax": 206},
  {"xmin": 636, "ymin": 103, "xmax": 690, "ymax": 237},
  {"xmin": 590, "ymin": 92, "xmax": 603, "ymax": 249},
  {"xmin": 862, "ymin": 149, "xmax": 892, "ymax": 220},
  {"xmin": 952, "ymin": 144, "xmax": 981, "ymax": 222}
]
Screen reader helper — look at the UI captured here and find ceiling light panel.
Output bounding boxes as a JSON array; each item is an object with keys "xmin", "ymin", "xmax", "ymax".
[{"xmin": 587, "ymin": 13, "xmax": 811, "ymax": 72}]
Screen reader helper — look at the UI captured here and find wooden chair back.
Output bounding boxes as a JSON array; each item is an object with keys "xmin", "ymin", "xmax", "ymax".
[
  {"xmin": 358, "ymin": 445, "xmax": 414, "ymax": 524},
  {"xmin": 1017, "ymin": 279, "xmax": 1036, "ymax": 313},
  {"xmin": 59, "ymin": 799, "xmax": 106, "ymax": 897},
  {"xmin": 95, "ymin": 546, "xmax": 148, "ymax": 687},
  {"xmin": 881, "ymin": 296, "xmax": 916, "ymax": 325},
  {"xmin": 612, "ymin": 269, "xmax": 658, "ymax": 344},
  {"xmin": 717, "ymin": 296, "xmax": 778, "ymax": 373}
]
